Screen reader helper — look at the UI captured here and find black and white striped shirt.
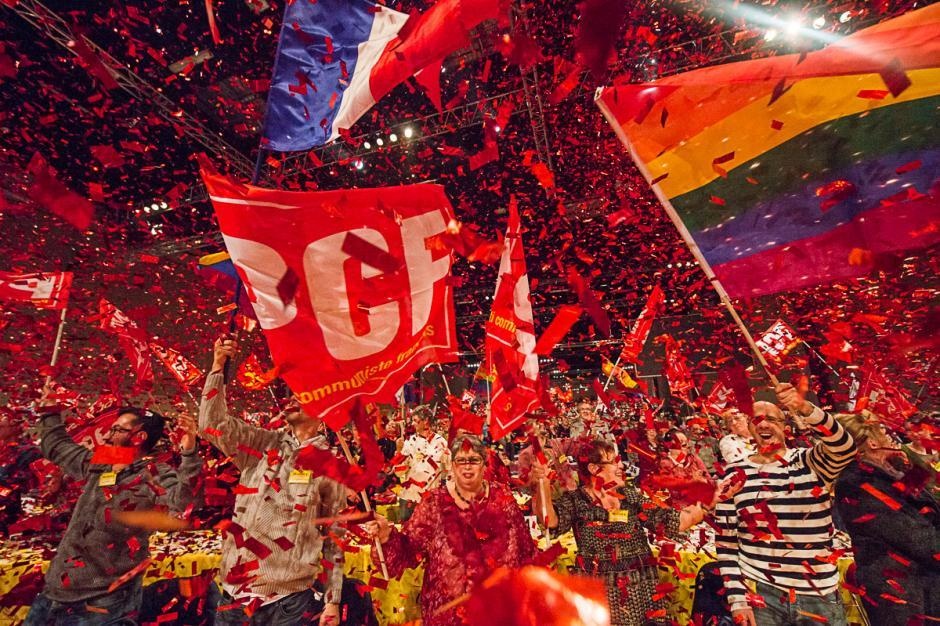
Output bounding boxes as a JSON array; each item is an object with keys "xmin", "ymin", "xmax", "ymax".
[{"xmin": 715, "ymin": 407, "xmax": 856, "ymax": 610}]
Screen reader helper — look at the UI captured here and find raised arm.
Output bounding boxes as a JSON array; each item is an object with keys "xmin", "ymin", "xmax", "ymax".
[
  {"xmin": 35, "ymin": 383, "xmax": 91, "ymax": 480},
  {"xmin": 776, "ymin": 383, "xmax": 855, "ymax": 484},
  {"xmin": 198, "ymin": 338, "xmax": 281, "ymax": 470},
  {"xmin": 155, "ymin": 414, "xmax": 203, "ymax": 512},
  {"xmin": 38, "ymin": 410, "xmax": 92, "ymax": 480}
]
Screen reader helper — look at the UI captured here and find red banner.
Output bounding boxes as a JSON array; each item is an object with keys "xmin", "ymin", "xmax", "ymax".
[
  {"xmin": 201, "ymin": 169, "xmax": 458, "ymax": 428},
  {"xmin": 618, "ymin": 285, "xmax": 663, "ymax": 364},
  {"xmin": 658, "ymin": 334, "xmax": 694, "ymax": 404},
  {"xmin": 150, "ymin": 342, "xmax": 204, "ymax": 389},
  {"xmin": 755, "ymin": 319, "xmax": 800, "ymax": 369},
  {"xmin": 485, "ymin": 200, "xmax": 540, "ymax": 439},
  {"xmin": 98, "ymin": 299, "xmax": 154, "ymax": 391},
  {"xmin": 0, "ymin": 271, "xmax": 72, "ymax": 309}
]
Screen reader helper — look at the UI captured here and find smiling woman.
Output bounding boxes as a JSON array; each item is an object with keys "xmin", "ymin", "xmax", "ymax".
[{"xmin": 364, "ymin": 434, "xmax": 537, "ymax": 626}]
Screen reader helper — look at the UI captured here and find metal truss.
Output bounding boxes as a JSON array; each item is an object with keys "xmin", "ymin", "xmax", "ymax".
[
  {"xmin": 137, "ymin": 232, "xmax": 223, "ymax": 259},
  {"xmin": 4, "ymin": 0, "xmax": 255, "ymax": 179},
  {"xmin": 271, "ymin": 88, "xmax": 525, "ymax": 178}
]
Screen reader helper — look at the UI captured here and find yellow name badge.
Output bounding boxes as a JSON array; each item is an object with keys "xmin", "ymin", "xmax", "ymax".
[
  {"xmin": 98, "ymin": 472, "xmax": 117, "ymax": 487},
  {"xmin": 288, "ymin": 469, "xmax": 312, "ymax": 484},
  {"xmin": 608, "ymin": 509, "xmax": 630, "ymax": 523}
]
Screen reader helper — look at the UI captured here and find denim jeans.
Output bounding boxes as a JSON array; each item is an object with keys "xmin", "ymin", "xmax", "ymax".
[
  {"xmin": 214, "ymin": 588, "xmax": 325, "ymax": 626},
  {"xmin": 752, "ymin": 580, "xmax": 848, "ymax": 626},
  {"xmin": 23, "ymin": 578, "xmax": 143, "ymax": 626}
]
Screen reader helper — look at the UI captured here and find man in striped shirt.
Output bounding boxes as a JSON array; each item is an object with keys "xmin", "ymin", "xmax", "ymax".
[{"xmin": 715, "ymin": 383, "xmax": 856, "ymax": 626}]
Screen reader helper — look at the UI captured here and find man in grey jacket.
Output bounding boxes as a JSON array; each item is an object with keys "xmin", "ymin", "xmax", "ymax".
[
  {"xmin": 25, "ymin": 385, "xmax": 203, "ymax": 625},
  {"xmin": 201, "ymin": 337, "xmax": 344, "ymax": 626}
]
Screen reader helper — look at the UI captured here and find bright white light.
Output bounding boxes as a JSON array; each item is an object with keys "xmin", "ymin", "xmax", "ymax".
[
  {"xmin": 354, "ymin": 159, "xmax": 364, "ymax": 170},
  {"xmin": 151, "ymin": 203, "xmax": 160, "ymax": 210},
  {"xmin": 494, "ymin": 125, "xmax": 501, "ymax": 133},
  {"xmin": 144, "ymin": 206, "xmax": 151, "ymax": 213},
  {"xmin": 389, "ymin": 133, "xmax": 398, "ymax": 142},
  {"xmin": 376, "ymin": 137, "xmax": 384, "ymax": 146},
  {"xmin": 784, "ymin": 17, "xmax": 802, "ymax": 37},
  {"xmin": 839, "ymin": 11, "xmax": 852, "ymax": 23},
  {"xmin": 159, "ymin": 201, "xmax": 168, "ymax": 209},
  {"xmin": 363, "ymin": 141, "xmax": 371, "ymax": 149},
  {"xmin": 403, "ymin": 127, "xmax": 413, "ymax": 139},
  {"xmin": 812, "ymin": 16, "xmax": 825, "ymax": 29},
  {"xmin": 763, "ymin": 28, "xmax": 778, "ymax": 41}
]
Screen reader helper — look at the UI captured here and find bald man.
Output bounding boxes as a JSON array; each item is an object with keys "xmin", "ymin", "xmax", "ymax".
[{"xmin": 715, "ymin": 383, "xmax": 856, "ymax": 626}]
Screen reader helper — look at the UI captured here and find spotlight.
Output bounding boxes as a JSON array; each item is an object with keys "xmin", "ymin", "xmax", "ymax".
[
  {"xmin": 494, "ymin": 125, "xmax": 501, "ymax": 133},
  {"xmin": 839, "ymin": 11, "xmax": 852, "ymax": 23},
  {"xmin": 150, "ymin": 203, "xmax": 160, "ymax": 210},
  {"xmin": 784, "ymin": 17, "xmax": 802, "ymax": 38},
  {"xmin": 763, "ymin": 28, "xmax": 778, "ymax": 42},
  {"xmin": 376, "ymin": 137, "xmax": 384, "ymax": 146},
  {"xmin": 159, "ymin": 201, "xmax": 168, "ymax": 209},
  {"xmin": 812, "ymin": 16, "xmax": 825, "ymax": 29},
  {"xmin": 354, "ymin": 159, "xmax": 364, "ymax": 170},
  {"xmin": 403, "ymin": 126, "xmax": 413, "ymax": 139},
  {"xmin": 363, "ymin": 141, "xmax": 371, "ymax": 149},
  {"xmin": 389, "ymin": 133, "xmax": 398, "ymax": 142}
]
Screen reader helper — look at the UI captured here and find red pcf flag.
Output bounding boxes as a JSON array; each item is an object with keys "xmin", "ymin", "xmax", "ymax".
[
  {"xmin": 619, "ymin": 284, "xmax": 664, "ymax": 364},
  {"xmin": 0, "ymin": 271, "xmax": 72, "ymax": 309},
  {"xmin": 485, "ymin": 199, "xmax": 540, "ymax": 439},
  {"xmin": 201, "ymin": 168, "xmax": 458, "ymax": 428}
]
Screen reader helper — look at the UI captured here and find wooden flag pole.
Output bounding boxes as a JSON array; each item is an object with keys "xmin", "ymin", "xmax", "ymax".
[
  {"xmin": 597, "ymin": 94, "xmax": 778, "ymax": 386},
  {"xmin": 48, "ymin": 306, "xmax": 68, "ymax": 368},
  {"xmin": 334, "ymin": 433, "xmax": 390, "ymax": 579}
]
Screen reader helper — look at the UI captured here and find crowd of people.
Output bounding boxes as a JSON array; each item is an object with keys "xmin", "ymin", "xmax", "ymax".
[{"xmin": 0, "ymin": 337, "xmax": 937, "ymax": 626}]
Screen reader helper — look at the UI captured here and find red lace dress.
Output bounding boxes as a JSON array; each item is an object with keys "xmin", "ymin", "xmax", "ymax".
[{"xmin": 380, "ymin": 482, "xmax": 537, "ymax": 626}]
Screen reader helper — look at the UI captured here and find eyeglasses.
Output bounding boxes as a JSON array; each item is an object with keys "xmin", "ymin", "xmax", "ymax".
[
  {"xmin": 108, "ymin": 425, "xmax": 137, "ymax": 435},
  {"xmin": 453, "ymin": 457, "xmax": 484, "ymax": 466}
]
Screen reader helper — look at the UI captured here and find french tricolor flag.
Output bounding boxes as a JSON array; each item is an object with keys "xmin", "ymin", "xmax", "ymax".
[{"xmin": 263, "ymin": 0, "xmax": 503, "ymax": 153}]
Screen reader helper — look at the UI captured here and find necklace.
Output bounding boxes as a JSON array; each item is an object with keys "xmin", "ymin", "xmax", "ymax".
[{"xmin": 452, "ymin": 481, "xmax": 488, "ymax": 507}]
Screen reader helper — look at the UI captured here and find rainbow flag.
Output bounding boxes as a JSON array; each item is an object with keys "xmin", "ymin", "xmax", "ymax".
[{"xmin": 596, "ymin": 6, "xmax": 940, "ymax": 298}]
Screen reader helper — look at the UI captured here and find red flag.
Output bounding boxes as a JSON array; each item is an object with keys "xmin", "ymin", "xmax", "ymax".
[
  {"xmin": 618, "ymin": 285, "xmax": 664, "ymax": 364},
  {"xmin": 235, "ymin": 353, "xmax": 280, "ymax": 391},
  {"xmin": 657, "ymin": 334, "xmax": 694, "ymax": 404},
  {"xmin": 719, "ymin": 362, "xmax": 754, "ymax": 417},
  {"xmin": 26, "ymin": 152, "xmax": 94, "ymax": 230},
  {"xmin": 0, "ymin": 271, "xmax": 72, "ymax": 309},
  {"xmin": 97, "ymin": 300, "xmax": 153, "ymax": 391},
  {"xmin": 486, "ymin": 200, "xmax": 539, "ymax": 439},
  {"xmin": 755, "ymin": 319, "xmax": 801, "ymax": 371},
  {"xmin": 201, "ymin": 167, "xmax": 457, "ymax": 429},
  {"xmin": 700, "ymin": 378, "xmax": 734, "ymax": 414},
  {"xmin": 149, "ymin": 342, "xmax": 204, "ymax": 389},
  {"xmin": 854, "ymin": 360, "xmax": 917, "ymax": 428}
]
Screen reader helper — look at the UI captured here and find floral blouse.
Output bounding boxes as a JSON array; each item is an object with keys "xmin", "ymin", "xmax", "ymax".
[
  {"xmin": 553, "ymin": 485, "xmax": 682, "ymax": 572},
  {"xmin": 381, "ymin": 483, "xmax": 537, "ymax": 626}
]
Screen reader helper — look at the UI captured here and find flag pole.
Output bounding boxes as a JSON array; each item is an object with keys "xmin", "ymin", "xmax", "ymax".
[
  {"xmin": 49, "ymin": 306, "xmax": 68, "ymax": 368},
  {"xmin": 596, "ymin": 94, "xmax": 778, "ymax": 386},
  {"xmin": 333, "ymin": 433, "xmax": 390, "ymax": 579},
  {"xmin": 602, "ymin": 353, "xmax": 623, "ymax": 391}
]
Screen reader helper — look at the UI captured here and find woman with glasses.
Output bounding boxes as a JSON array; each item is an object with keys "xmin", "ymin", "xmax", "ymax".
[
  {"xmin": 532, "ymin": 438, "xmax": 714, "ymax": 626},
  {"xmin": 365, "ymin": 434, "xmax": 536, "ymax": 626},
  {"xmin": 834, "ymin": 413, "xmax": 939, "ymax": 626}
]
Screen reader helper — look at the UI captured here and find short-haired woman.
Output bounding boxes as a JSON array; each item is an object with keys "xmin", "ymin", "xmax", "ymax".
[
  {"xmin": 532, "ymin": 438, "xmax": 714, "ymax": 625},
  {"xmin": 365, "ymin": 434, "xmax": 536, "ymax": 626}
]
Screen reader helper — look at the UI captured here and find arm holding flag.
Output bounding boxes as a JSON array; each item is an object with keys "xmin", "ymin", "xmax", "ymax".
[{"xmin": 198, "ymin": 337, "xmax": 281, "ymax": 471}]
